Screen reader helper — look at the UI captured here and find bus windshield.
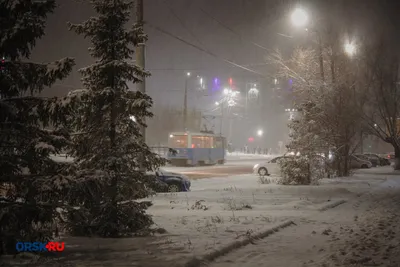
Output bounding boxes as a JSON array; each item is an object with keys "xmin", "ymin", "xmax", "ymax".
[{"xmin": 168, "ymin": 135, "xmax": 188, "ymax": 148}]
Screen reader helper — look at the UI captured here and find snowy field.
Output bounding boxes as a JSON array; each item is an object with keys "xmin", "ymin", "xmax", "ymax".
[{"xmin": 4, "ymin": 166, "xmax": 399, "ymax": 267}]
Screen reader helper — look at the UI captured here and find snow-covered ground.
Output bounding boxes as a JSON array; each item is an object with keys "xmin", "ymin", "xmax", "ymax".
[
  {"xmin": 210, "ymin": 170, "xmax": 400, "ymax": 267},
  {"xmin": 3, "ymin": 167, "xmax": 399, "ymax": 267}
]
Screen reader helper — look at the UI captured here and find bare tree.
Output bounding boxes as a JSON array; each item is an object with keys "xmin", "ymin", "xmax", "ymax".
[
  {"xmin": 268, "ymin": 40, "xmax": 363, "ymax": 177},
  {"xmin": 361, "ymin": 39, "xmax": 400, "ymax": 169}
]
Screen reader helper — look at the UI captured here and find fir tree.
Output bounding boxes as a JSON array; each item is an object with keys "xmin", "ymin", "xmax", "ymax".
[
  {"xmin": 65, "ymin": 0, "xmax": 166, "ymax": 237},
  {"xmin": 279, "ymin": 102, "xmax": 327, "ymax": 185},
  {"xmin": 0, "ymin": 0, "xmax": 75, "ymax": 254}
]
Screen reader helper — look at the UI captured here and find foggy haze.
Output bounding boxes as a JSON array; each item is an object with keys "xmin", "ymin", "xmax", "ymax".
[{"xmin": 30, "ymin": 0, "xmax": 400, "ymax": 150}]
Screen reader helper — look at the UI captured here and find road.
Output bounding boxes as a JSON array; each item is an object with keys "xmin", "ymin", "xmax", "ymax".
[{"xmin": 163, "ymin": 158, "xmax": 265, "ymax": 179}]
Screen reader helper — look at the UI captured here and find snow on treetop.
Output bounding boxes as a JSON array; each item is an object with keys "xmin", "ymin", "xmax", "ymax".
[{"xmin": 35, "ymin": 142, "xmax": 55, "ymax": 152}]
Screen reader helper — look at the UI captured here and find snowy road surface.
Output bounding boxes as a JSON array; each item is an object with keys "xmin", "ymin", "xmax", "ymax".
[{"xmin": 210, "ymin": 170, "xmax": 400, "ymax": 267}]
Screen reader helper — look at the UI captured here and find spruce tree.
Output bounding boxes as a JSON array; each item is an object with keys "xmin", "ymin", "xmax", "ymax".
[
  {"xmin": 65, "ymin": 0, "xmax": 166, "ymax": 237},
  {"xmin": 0, "ymin": 0, "xmax": 75, "ymax": 254}
]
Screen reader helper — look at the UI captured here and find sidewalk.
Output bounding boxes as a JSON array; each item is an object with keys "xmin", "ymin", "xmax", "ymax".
[{"xmin": 210, "ymin": 173, "xmax": 400, "ymax": 267}]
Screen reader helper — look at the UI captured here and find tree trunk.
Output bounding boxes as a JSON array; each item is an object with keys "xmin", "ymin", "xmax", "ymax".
[
  {"xmin": 343, "ymin": 144, "xmax": 350, "ymax": 176},
  {"xmin": 394, "ymin": 145, "xmax": 400, "ymax": 170}
]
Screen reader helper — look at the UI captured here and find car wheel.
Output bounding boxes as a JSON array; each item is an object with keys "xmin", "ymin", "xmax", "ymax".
[
  {"xmin": 167, "ymin": 183, "xmax": 181, "ymax": 192},
  {"xmin": 258, "ymin": 167, "xmax": 268, "ymax": 176}
]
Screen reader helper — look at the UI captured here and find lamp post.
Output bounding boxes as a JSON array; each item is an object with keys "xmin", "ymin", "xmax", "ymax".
[
  {"xmin": 183, "ymin": 72, "xmax": 190, "ymax": 130},
  {"xmin": 183, "ymin": 72, "xmax": 205, "ymax": 131}
]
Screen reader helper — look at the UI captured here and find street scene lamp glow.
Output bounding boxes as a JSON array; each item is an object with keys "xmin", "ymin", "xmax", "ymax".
[
  {"xmin": 291, "ymin": 8, "xmax": 308, "ymax": 27},
  {"xmin": 215, "ymin": 101, "xmax": 220, "ymax": 106},
  {"xmin": 344, "ymin": 42, "xmax": 356, "ymax": 56},
  {"xmin": 186, "ymin": 72, "xmax": 191, "ymax": 77},
  {"xmin": 130, "ymin": 115, "xmax": 136, "ymax": 122},
  {"xmin": 223, "ymin": 88, "xmax": 229, "ymax": 95},
  {"xmin": 257, "ymin": 129, "xmax": 263, "ymax": 136},
  {"xmin": 228, "ymin": 99, "xmax": 236, "ymax": 107}
]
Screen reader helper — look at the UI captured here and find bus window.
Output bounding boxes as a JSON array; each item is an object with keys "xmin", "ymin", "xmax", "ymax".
[
  {"xmin": 169, "ymin": 135, "xmax": 188, "ymax": 148},
  {"xmin": 191, "ymin": 135, "xmax": 213, "ymax": 148}
]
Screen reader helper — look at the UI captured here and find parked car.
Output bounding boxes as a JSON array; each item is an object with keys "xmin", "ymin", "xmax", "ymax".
[
  {"xmin": 364, "ymin": 153, "xmax": 390, "ymax": 166},
  {"xmin": 349, "ymin": 155, "xmax": 372, "ymax": 169},
  {"xmin": 355, "ymin": 154, "xmax": 378, "ymax": 167},
  {"xmin": 148, "ymin": 169, "xmax": 191, "ymax": 192},
  {"xmin": 253, "ymin": 156, "xmax": 289, "ymax": 176},
  {"xmin": 253, "ymin": 155, "xmax": 326, "ymax": 176}
]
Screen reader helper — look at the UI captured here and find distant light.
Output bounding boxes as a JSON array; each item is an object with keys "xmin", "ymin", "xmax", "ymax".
[
  {"xmin": 254, "ymin": 83, "xmax": 257, "ymax": 87},
  {"xmin": 187, "ymin": 72, "xmax": 191, "ymax": 77},
  {"xmin": 248, "ymin": 137, "xmax": 254, "ymax": 142},
  {"xmin": 169, "ymin": 134, "xmax": 174, "ymax": 138},
  {"xmin": 130, "ymin": 116, "xmax": 136, "ymax": 122},
  {"xmin": 291, "ymin": 8, "xmax": 308, "ymax": 28},
  {"xmin": 289, "ymin": 79, "xmax": 293, "ymax": 85},
  {"xmin": 374, "ymin": 123, "xmax": 377, "ymax": 127},
  {"xmin": 257, "ymin": 129, "xmax": 263, "ymax": 136},
  {"xmin": 215, "ymin": 101, "xmax": 220, "ymax": 106},
  {"xmin": 229, "ymin": 78, "xmax": 233, "ymax": 86},
  {"xmin": 214, "ymin": 78, "xmax": 218, "ymax": 84},
  {"xmin": 274, "ymin": 78, "xmax": 278, "ymax": 85},
  {"xmin": 223, "ymin": 88, "xmax": 229, "ymax": 95},
  {"xmin": 200, "ymin": 77, "xmax": 203, "ymax": 85},
  {"xmin": 344, "ymin": 42, "xmax": 356, "ymax": 56}
]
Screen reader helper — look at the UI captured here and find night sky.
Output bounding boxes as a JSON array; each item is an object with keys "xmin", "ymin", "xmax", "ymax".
[{"xmin": 30, "ymin": 0, "xmax": 400, "ymax": 147}]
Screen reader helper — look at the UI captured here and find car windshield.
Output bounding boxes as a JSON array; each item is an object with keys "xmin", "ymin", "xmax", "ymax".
[
  {"xmin": 355, "ymin": 155, "xmax": 368, "ymax": 160},
  {"xmin": 269, "ymin": 157, "xmax": 281, "ymax": 163}
]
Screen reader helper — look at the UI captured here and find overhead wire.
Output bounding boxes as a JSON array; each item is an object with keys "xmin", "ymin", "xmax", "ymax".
[
  {"xmin": 147, "ymin": 23, "xmax": 268, "ymax": 78},
  {"xmin": 197, "ymin": 6, "xmax": 270, "ymax": 51}
]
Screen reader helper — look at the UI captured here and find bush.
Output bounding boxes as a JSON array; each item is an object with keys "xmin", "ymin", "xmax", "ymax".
[{"xmin": 278, "ymin": 156, "xmax": 325, "ymax": 185}]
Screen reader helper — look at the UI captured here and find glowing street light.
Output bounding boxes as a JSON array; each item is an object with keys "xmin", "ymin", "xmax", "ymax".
[
  {"xmin": 344, "ymin": 42, "xmax": 356, "ymax": 56},
  {"xmin": 215, "ymin": 101, "xmax": 220, "ymax": 106},
  {"xmin": 186, "ymin": 72, "xmax": 191, "ymax": 77},
  {"xmin": 223, "ymin": 88, "xmax": 230, "ymax": 95},
  {"xmin": 130, "ymin": 115, "xmax": 136, "ymax": 122},
  {"xmin": 257, "ymin": 129, "xmax": 263, "ymax": 136},
  {"xmin": 291, "ymin": 8, "xmax": 308, "ymax": 28}
]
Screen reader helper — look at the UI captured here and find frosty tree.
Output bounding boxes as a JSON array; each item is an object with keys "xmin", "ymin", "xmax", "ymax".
[
  {"xmin": 0, "ymin": 0, "xmax": 74, "ymax": 254},
  {"xmin": 65, "ymin": 0, "xmax": 166, "ymax": 237}
]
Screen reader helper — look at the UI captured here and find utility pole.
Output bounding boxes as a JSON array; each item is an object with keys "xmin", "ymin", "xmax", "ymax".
[
  {"xmin": 135, "ymin": 0, "xmax": 146, "ymax": 142},
  {"xmin": 183, "ymin": 75, "xmax": 188, "ymax": 131},
  {"xmin": 219, "ymin": 102, "xmax": 224, "ymax": 135}
]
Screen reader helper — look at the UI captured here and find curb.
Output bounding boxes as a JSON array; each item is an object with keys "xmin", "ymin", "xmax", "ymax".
[
  {"xmin": 318, "ymin": 199, "xmax": 347, "ymax": 212},
  {"xmin": 183, "ymin": 220, "xmax": 295, "ymax": 267}
]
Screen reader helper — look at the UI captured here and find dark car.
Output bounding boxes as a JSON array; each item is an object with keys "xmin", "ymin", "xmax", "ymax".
[
  {"xmin": 355, "ymin": 154, "xmax": 377, "ymax": 167},
  {"xmin": 147, "ymin": 169, "xmax": 191, "ymax": 193},
  {"xmin": 364, "ymin": 153, "xmax": 390, "ymax": 166}
]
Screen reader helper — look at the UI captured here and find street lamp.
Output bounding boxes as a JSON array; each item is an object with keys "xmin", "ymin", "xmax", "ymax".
[
  {"xmin": 223, "ymin": 88, "xmax": 229, "ymax": 95},
  {"xmin": 130, "ymin": 115, "xmax": 136, "ymax": 122},
  {"xmin": 291, "ymin": 8, "xmax": 308, "ymax": 28},
  {"xmin": 257, "ymin": 129, "xmax": 263, "ymax": 137},
  {"xmin": 344, "ymin": 42, "xmax": 356, "ymax": 56},
  {"xmin": 215, "ymin": 101, "xmax": 220, "ymax": 106},
  {"xmin": 186, "ymin": 72, "xmax": 191, "ymax": 77}
]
